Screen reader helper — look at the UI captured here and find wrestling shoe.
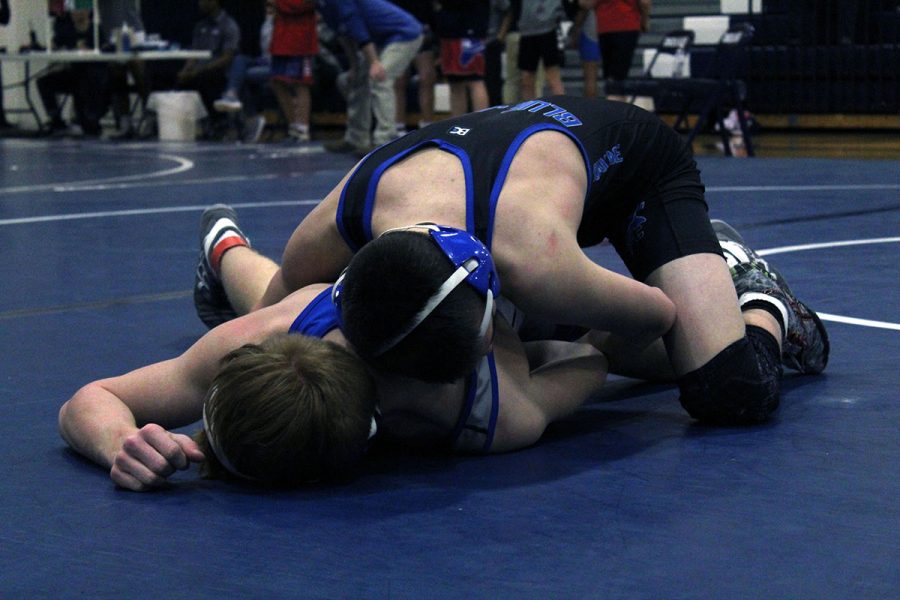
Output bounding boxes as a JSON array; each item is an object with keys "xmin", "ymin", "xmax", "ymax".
[
  {"xmin": 712, "ymin": 219, "xmax": 829, "ymax": 374},
  {"xmin": 193, "ymin": 204, "xmax": 249, "ymax": 328}
]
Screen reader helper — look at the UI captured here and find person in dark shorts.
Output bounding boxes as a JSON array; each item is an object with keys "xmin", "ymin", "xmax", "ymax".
[
  {"xmin": 515, "ymin": 0, "xmax": 566, "ymax": 99},
  {"xmin": 434, "ymin": 0, "xmax": 491, "ymax": 116},
  {"xmin": 583, "ymin": 0, "xmax": 651, "ymax": 101},
  {"xmin": 269, "ymin": 0, "xmax": 318, "ymax": 142},
  {"xmin": 252, "ymin": 96, "xmax": 829, "ymax": 426}
]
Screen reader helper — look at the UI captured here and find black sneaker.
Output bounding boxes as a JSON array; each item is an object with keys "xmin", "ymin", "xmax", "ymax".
[
  {"xmin": 193, "ymin": 204, "xmax": 248, "ymax": 328},
  {"xmin": 712, "ymin": 219, "xmax": 829, "ymax": 374}
]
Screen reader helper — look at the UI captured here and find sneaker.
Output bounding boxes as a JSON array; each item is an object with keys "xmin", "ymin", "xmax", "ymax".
[
  {"xmin": 213, "ymin": 95, "xmax": 243, "ymax": 113},
  {"xmin": 712, "ymin": 219, "xmax": 829, "ymax": 374},
  {"xmin": 287, "ymin": 126, "xmax": 310, "ymax": 142},
  {"xmin": 137, "ymin": 114, "xmax": 157, "ymax": 139},
  {"xmin": 193, "ymin": 204, "xmax": 249, "ymax": 328},
  {"xmin": 107, "ymin": 124, "xmax": 135, "ymax": 141},
  {"xmin": 243, "ymin": 115, "xmax": 266, "ymax": 143}
]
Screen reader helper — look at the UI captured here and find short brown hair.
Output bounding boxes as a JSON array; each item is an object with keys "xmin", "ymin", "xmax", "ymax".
[{"xmin": 195, "ymin": 334, "xmax": 376, "ymax": 486}]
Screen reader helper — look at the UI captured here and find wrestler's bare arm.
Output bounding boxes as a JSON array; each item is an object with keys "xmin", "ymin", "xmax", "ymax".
[
  {"xmin": 493, "ymin": 132, "xmax": 676, "ymax": 346},
  {"xmin": 499, "ymin": 235, "xmax": 675, "ymax": 346},
  {"xmin": 58, "ymin": 291, "xmax": 315, "ymax": 490},
  {"xmin": 257, "ymin": 173, "xmax": 357, "ymax": 310},
  {"xmin": 490, "ymin": 323, "xmax": 610, "ymax": 453}
]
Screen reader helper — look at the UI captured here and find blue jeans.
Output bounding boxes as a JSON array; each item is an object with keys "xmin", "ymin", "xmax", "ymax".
[{"xmin": 226, "ymin": 54, "xmax": 271, "ymax": 116}]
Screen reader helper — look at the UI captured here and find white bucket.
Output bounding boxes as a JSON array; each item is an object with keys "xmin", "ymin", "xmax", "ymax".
[{"xmin": 146, "ymin": 91, "xmax": 207, "ymax": 141}]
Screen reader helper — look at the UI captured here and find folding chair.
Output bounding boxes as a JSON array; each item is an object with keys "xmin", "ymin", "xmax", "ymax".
[
  {"xmin": 662, "ymin": 23, "xmax": 756, "ymax": 156},
  {"xmin": 605, "ymin": 29, "xmax": 696, "ymax": 102},
  {"xmin": 608, "ymin": 24, "xmax": 757, "ymax": 156}
]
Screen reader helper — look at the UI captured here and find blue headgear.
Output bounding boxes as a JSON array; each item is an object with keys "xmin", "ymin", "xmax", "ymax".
[{"xmin": 332, "ymin": 223, "xmax": 500, "ymax": 356}]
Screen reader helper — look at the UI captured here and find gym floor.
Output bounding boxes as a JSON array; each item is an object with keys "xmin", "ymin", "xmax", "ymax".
[{"xmin": 1, "ymin": 137, "xmax": 897, "ymax": 598}]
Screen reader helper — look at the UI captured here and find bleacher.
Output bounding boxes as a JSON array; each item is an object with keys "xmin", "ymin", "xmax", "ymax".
[{"xmin": 563, "ymin": 0, "xmax": 900, "ymax": 127}]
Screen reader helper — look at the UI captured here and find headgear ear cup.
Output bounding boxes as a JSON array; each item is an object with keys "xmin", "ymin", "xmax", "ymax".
[
  {"xmin": 332, "ymin": 268, "xmax": 348, "ymax": 322},
  {"xmin": 425, "ymin": 225, "xmax": 500, "ymax": 299}
]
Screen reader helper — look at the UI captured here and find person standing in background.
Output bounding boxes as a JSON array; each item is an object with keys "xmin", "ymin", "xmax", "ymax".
[
  {"xmin": 318, "ymin": 0, "xmax": 422, "ymax": 156},
  {"xmin": 516, "ymin": 0, "xmax": 565, "ymax": 100},
  {"xmin": 387, "ymin": 0, "xmax": 436, "ymax": 133},
  {"xmin": 268, "ymin": 0, "xmax": 318, "ymax": 143},
  {"xmin": 584, "ymin": 0, "xmax": 650, "ymax": 101},
  {"xmin": 568, "ymin": 1, "xmax": 599, "ymax": 98},
  {"xmin": 484, "ymin": 0, "xmax": 509, "ymax": 107},
  {"xmin": 433, "ymin": 0, "xmax": 490, "ymax": 116},
  {"xmin": 214, "ymin": 2, "xmax": 275, "ymax": 143}
]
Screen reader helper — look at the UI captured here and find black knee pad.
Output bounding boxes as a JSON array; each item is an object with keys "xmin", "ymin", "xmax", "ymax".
[{"xmin": 678, "ymin": 335, "xmax": 781, "ymax": 425}]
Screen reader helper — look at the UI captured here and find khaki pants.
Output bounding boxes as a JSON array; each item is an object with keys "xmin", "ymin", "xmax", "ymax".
[{"xmin": 345, "ymin": 35, "xmax": 422, "ymax": 147}]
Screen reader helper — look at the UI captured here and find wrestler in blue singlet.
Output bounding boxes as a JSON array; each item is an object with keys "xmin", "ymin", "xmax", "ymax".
[{"xmin": 289, "ymin": 287, "xmax": 500, "ymax": 452}]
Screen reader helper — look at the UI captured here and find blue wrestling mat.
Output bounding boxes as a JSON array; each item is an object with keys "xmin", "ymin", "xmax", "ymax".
[{"xmin": 1, "ymin": 138, "xmax": 897, "ymax": 598}]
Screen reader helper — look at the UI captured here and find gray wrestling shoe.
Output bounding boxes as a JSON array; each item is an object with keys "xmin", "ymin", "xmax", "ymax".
[
  {"xmin": 712, "ymin": 219, "xmax": 830, "ymax": 374},
  {"xmin": 193, "ymin": 204, "xmax": 248, "ymax": 328}
]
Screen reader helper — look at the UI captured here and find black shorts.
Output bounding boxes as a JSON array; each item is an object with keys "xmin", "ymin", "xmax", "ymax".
[
  {"xmin": 607, "ymin": 142, "xmax": 722, "ymax": 281},
  {"xmin": 605, "ymin": 164, "xmax": 722, "ymax": 282},
  {"xmin": 420, "ymin": 30, "xmax": 439, "ymax": 55},
  {"xmin": 564, "ymin": 98, "xmax": 721, "ymax": 280},
  {"xmin": 517, "ymin": 30, "xmax": 562, "ymax": 71},
  {"xmin": 598, "ymin": 31, "xmax": 640, "ymax": 81}
]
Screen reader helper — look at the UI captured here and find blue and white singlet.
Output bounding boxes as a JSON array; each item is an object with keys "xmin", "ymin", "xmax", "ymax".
[{"xmin": 288, "ymin": 287, "xmax": 500, "ymax": 453}]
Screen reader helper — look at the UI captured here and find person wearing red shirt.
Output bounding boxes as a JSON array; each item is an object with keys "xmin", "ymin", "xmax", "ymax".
[
  {"xmin": 582, "ymin": 0, "xmax": 650, "ymax": 101},
  {"xmin": 269, "ymin": 0, "xmax": 318, "ymax": 141}
]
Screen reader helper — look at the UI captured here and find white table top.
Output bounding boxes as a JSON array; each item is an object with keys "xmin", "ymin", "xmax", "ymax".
[{"xmin": 0, "ymin": 49, "xmax": 212, "ymax": 63}]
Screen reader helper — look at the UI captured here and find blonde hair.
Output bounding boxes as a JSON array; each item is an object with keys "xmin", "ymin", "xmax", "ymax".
[{"xmin": 194, "ymin": 334, "xmax": 376, "ymax": 486}]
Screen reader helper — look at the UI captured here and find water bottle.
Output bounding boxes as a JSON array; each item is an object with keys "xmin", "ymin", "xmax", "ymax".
[
  {"xmin": 673, "ymin": 46, "xmax": 687, "ymax": 78},
  {"xmin": 121, "ymin": 24, "xmax": 132, "ymax": 52}
]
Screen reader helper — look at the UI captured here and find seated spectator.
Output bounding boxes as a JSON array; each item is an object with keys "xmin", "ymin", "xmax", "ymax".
[
  {"xmin": 100, "ymin": 0, "xmax": 147, "ymax": 139},
  {"xmin": 214, "ymin": 4, "xmax": 275, "ymax": 143},
  {"xmin": 37, "ymin": 9, "xmax": 110, "ymax": 137},
  {"xmin": 145, "ymin": 0, "xmax": 240, "ymax": 137}
]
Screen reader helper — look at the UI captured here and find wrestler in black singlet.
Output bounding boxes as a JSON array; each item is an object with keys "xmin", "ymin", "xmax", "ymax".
[{"xmin": 336, "ymin": 95, "xmax": 720, "ymax": 281}]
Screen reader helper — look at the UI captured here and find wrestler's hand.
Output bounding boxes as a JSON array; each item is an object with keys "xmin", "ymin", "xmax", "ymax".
[{"xmin": 110, "ymin": 424, "xmax": 205, "ymax": 491}]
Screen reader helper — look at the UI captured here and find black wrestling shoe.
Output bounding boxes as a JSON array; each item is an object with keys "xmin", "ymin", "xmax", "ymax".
[
  {"xmin": 193, "ymin": 204, "xmax": 248, "ymax": 328},
  {"xmin": 713, "ymin": 219, "xmax": 830, "ymax": 374}
]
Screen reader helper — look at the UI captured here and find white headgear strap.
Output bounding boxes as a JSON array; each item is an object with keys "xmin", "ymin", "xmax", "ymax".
[
  {"xmin": 202, "ymin": 387, "xmax": 380, "ymax": 481},
  {"xmin": 202, "ymin": 388, "xmax": 258, "ymax": 481},
  {"xmin": 373, "ymin": 258, "xmax": 492, "ymax": 357}
]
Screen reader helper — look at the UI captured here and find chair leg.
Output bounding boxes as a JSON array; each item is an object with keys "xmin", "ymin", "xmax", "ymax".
[
  {"xmin": 734, "ymin": 102, "xmax": 755, "ymax": 157},
  {"xmin": 686, "ymin": 93, "xmax": 718, "ymax": 149},
  {"xmin": 672, "ymin": 95, "xmax": 692, "ymax": 132},
  {"xmin": 714, "ymin": 106, "xmax": 733, "ymax": 157}
]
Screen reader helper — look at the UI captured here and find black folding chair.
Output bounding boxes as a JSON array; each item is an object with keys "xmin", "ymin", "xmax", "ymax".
[
  {"xmin": 605, "ymin": 29, "xmax": 696, "ymax": 103},
  {"xmin": 664, "ymin": 23, "xmax": 756, "ymax": 156},
  {"xmin": 608, "ymin": 24, "xmax": 756, "ymax": 157}
]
